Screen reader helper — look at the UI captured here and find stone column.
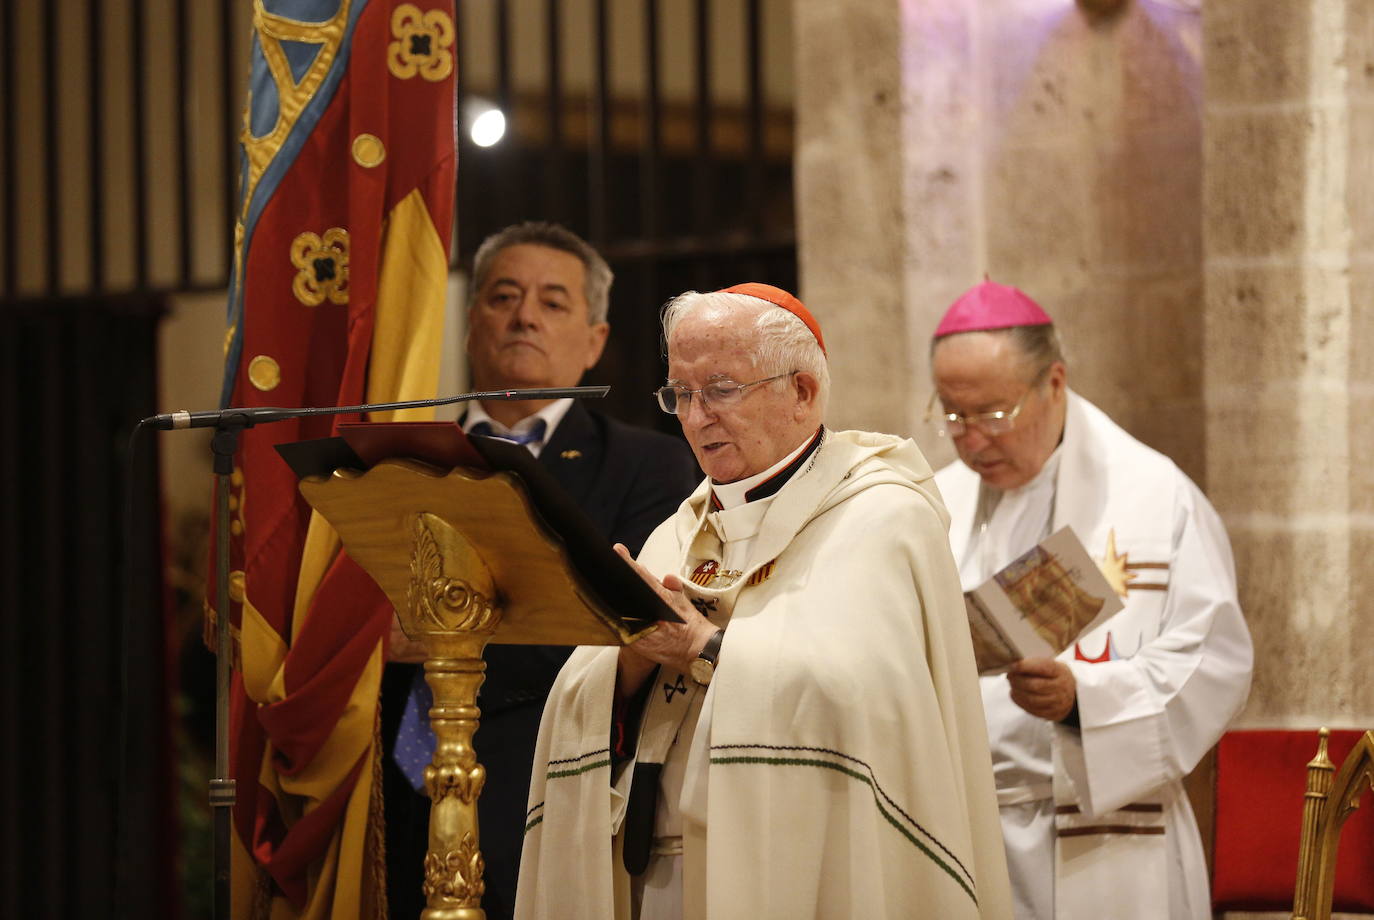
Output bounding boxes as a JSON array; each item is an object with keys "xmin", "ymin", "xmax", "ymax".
[
  {"xmin": 796, "ymin": 0, "xmax": 1208, "ymax": 480},
  {"xmin": 1202, "ymin": 0, "xmax": 1374, "ymax": 729},
  {"xmin": 794, "ymin": 0, "xmax": 937, "ymax": 441}
]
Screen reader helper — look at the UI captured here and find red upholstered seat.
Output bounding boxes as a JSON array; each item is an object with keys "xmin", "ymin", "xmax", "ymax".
[{"xmin": 1212, "ymin": 729, "xmax": 1374, "ymax": 913}]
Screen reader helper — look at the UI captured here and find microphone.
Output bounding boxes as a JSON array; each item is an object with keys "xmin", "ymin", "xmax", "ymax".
[
  {"xmin": 140, "ymin": 385, "xmax": 611, "ymax": 431},
  {"xmin": 143, "ymin": 406, "xmax": 294, "ymax": 430}
]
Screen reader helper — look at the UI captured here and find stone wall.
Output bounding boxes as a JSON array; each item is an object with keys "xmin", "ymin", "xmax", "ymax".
[
  {"xmin": 1203, "ymin": 0, "xmax": 1374, "ymax": 730},
  {"xmin": 798, "ymin": 0, "xmax": 1208, "ymax": 481}
]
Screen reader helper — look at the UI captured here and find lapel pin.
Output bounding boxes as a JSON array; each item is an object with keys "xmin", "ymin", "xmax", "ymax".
[{"xmin": 560, "ymin": 449, "xmax": 582, "ymax": 460}]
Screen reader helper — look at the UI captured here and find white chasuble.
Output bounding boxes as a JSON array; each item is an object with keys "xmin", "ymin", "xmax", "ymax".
[
  {"xmin": 516, "ymin": 429, "xmax": 1013, "ymax": 920},
  {"xmin": 936, "ymin": 391, "xmax": 1253, "ymax": 920}
]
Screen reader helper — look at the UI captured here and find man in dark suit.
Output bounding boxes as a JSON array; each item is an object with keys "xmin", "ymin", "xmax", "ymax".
[{"xmin": 381, "ymin": 221, "xmax": 699, "ymax": 920}]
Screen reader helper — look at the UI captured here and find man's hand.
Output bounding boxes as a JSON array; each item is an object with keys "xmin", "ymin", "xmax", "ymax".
[
  {"xmin": 1007, "ymin": 657, "xmax": 1077, "ymax": 722},
  {"xmin": 613, "ymin": 543, "xmax": 719, "ymax": 697}
]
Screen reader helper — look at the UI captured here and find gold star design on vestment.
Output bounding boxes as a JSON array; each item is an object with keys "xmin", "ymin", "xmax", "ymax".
[{"xmin": 1097, "ymin": 529, "xmax": 1136, "ymax": 598}]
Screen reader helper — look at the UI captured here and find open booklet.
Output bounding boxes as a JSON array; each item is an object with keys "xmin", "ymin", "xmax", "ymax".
[{"xmin": 965, "ymin": 526, "xmax": 1123, "ymax": 675}]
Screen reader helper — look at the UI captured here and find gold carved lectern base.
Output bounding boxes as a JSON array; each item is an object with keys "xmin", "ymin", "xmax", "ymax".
[
  {"xmin": 300, "ymin": 459, "xmax": 648, "ymax": 919},
  {"xmin": 408, "ymin": 512, "xmax": 499, "ymax": 918}
]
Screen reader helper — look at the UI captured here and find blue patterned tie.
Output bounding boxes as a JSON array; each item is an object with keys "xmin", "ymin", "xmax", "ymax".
[
  {"xmin": 392, "ymin": 416, "xmax": 549, "ymax": 792},
  {"xmin": 467, "ymin": 417, "xmax": 547, "ymax": 447},
  {"xmin": 393, "ymin": 667, "xmax": 435, "ymax": 793}
]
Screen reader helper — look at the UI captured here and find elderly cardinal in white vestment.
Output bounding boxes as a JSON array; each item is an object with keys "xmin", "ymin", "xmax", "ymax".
[
  {"xmin": 927, "ymin": 281, "xmax": 1254, "ymax": 920},
  {"xmin": 515, "ymin": 284, "xmax": 1013, "ymax": 920}
]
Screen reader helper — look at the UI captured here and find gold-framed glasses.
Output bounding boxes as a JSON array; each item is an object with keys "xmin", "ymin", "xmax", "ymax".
[
  {"xmin": 654, "ymin": 372, "xmax": 795, "ymax": 415},
  {"xmin": 925, "ymin": 368, "xmax": 1048, "ymax": 438}
]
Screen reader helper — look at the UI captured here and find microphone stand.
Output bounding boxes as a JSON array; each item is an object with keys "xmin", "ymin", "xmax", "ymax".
[{"xmin": 139, "ymin": 385, "xmax": 609, "ymax": 920}]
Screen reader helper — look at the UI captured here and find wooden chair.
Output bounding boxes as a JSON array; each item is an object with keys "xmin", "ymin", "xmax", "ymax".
[
  {"xmin": 1292, "ymin": 728, "xmax": 1374, "ymax": 920},
  {"xmin": 1212, "ymin": 729, "xmax": 1374, "ymax": 916}
]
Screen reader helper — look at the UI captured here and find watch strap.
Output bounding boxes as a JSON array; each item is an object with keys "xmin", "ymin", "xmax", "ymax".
[{"xmin": 697, "ymin": 627, "xmax": 725, "ymax": 665}]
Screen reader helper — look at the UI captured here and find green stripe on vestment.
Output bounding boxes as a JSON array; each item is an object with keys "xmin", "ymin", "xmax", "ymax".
[
  {"xmin": 546, "ymin": 756, "xmax": 610, "ymax": 780},
  {"xmin": 524, "ymin": 749, "xmax": 613, "ymax": 837},
  {"xmin": 710, "ymin": 754, "xmax": 978, "ymax": 906}
]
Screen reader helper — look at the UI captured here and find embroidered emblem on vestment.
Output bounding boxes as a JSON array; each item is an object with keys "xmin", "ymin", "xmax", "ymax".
[
  {"xmin": 690, "ymin": 560, "xmax": 741, "ymax": 588},
  {"xmin": 690, "ymin": 597, "xmax": 717, "ymax": 616},
  {"xmin": 745, "ymin": 560, "xmax": 776, "ymax": 586},
  {"xmin": 1074, "ymin": 632, "xmax": 1118, "ymax": 663},
  {"xmin": 690, "ymin": 560, "xmax": 718, "ymax": 586},
  {"xmin": 1096, "ymin": 529, "xmax": 1135, "ymax": 598},
  {"xmin": 1097, "ymin": 528, "xmax": 1169, "ymax": 595},
  {"xmin": 690, "ymin": 559, "xmax": 773, "ymax": 589},
  {"xmin": 290, "ymin": 227, "xmax": 350, "ymax": 306},
  {"xmin": 388, "ymin": 4, "xmax": 455, "ymax": 82},
  {"xmin": 663, "ymin": 673, "xmax": 687, "ymax": 703}
]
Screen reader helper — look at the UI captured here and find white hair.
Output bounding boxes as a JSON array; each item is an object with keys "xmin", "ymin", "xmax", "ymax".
[{"xmin": 661, "ymin": 290, "xmax": 830, "ymax": 414}]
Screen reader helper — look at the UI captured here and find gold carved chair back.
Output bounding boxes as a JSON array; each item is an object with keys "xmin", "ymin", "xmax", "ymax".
[{"xmin": 1292, "ymin": 728, "xmax": 1374, "ymax": 920}]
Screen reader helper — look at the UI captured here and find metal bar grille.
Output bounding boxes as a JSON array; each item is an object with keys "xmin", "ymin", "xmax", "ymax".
[
  {"xmin": 88, "ymin": 0, "xmax": 107, "ymax": 291},
  {"xmin": 589, "ymin": 0, "xmax": 611, "ymax": 247},
  {"xmin": 452, "ymin": 0, "xmax": 468, "ymax": 259},
  {"xmin": 42, "ymin": 0, "xmax": 59, "ymax": 294},
  {"xmin": 130, "ymin": 0, "xmax": 150, "ymax": 290},
  {"xmin": 693, "ymin": 0, "xmax": 713, "ymax": 237},
  {"xmin": 2, "ymin": 0, "xmax": 16, "ymax": 298},
  {"xmin": 544, "ymin": 0, "xmax": 565, "ymax": 224},
  {"xmin": 691, "ymin": 0, "xmax": 716, "ymax": 292},
  {"xmin": 745, "ymin": 0, "xmax": 765, "ymax": 241},
  {"xmin": 220, "ymin": 0, "xmax": 238, "ymax": 279},
  {"xmin": 175, "ymin": 0, "xmax": 194, "ymax": 285},
  {"xmin": 0, "ymin": 1, "xmax": 796, "ymax": 338},
  {"xmin": 640, "ymin": 0, "xmax": 661, "ymax": 244}
]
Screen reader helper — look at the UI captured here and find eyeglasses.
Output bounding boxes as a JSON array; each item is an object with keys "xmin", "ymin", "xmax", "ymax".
[
  {"xmin": 654, "ymin": 372, "xmax": 795, "ymax": 415},
  {"xmin": 926, "ymin": 368, "xmax": 1048, "ymax": 438}
]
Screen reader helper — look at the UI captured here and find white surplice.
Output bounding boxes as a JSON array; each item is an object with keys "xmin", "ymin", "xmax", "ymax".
[{"xmin": 935, "ymin": 391, "xmax": 1254, "ymax": 920}]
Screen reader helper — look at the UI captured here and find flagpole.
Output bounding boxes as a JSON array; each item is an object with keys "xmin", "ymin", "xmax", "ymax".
[{"xmin": 209, "ymin": 424, "xmax": 241, "ymax": 920}]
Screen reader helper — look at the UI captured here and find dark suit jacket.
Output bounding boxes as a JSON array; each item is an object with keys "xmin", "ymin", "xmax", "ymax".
[{"xmin": 382, "ymin": 402, "xmax": 698, "ymax": 920}]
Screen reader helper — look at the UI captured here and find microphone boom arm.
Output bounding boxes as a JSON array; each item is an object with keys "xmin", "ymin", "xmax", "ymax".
[{"xmin": 142, "ymin": 385, "xmax": 611, "ymax": 431}]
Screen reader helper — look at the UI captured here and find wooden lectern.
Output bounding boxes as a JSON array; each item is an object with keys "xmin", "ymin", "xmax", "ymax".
[{"xmin": 295, "ymin": 443, "xmax": 668, "ymax": 919}]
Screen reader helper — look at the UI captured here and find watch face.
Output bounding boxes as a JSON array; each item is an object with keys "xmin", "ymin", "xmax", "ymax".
[{"xmin": 690, "ymin": 658, "xmax": 714, "ymax": 685}]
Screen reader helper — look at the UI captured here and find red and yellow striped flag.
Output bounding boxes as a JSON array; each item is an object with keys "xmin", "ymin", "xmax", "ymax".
[{"xmin": 210, "ymin": 2, "xmax": 456, "ymax": 916}]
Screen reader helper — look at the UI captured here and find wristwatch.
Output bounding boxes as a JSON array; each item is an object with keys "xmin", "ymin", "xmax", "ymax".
[{"xmin": 689, "ymin": 628, "xmax": 726, "ymax": 686}]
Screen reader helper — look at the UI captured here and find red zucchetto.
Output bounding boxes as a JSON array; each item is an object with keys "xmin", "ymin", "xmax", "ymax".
[{"xmin": 718, "ymin": 282, "xmax": 827, "ymax": 357}]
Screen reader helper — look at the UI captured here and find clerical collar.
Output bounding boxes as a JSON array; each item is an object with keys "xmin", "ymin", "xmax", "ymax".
[
  {"xmin": 711, "ymin": 427, "xmax": 825, "ymax": 510},
  {"xmin": 464, "ymin": 397, "xmax": 573, "ymax": 457}
]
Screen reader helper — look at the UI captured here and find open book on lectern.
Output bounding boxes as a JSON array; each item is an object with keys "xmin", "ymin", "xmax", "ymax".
[{"xmin": 274, "ymin": 420, "xmax": 682, "ymax": 637}]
